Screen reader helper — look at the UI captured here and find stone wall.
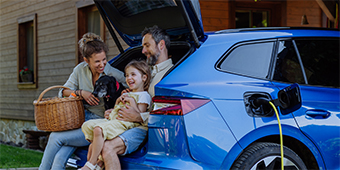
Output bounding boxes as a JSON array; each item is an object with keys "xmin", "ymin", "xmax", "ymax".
[{"xmin": 0, "ymin": 118, "xmax": 36, "ymax": 146}]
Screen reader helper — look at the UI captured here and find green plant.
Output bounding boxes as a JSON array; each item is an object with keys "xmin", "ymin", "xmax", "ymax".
[
  {"xmin": 19, "ymin": 66, "xmax": 32, "ymax": 76},
  {"xmin": 0, "ymin": 144, "xmax": 43, "ymax": 169}
]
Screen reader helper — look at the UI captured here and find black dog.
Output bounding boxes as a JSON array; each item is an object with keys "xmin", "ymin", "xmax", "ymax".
[{"xmin": 92, "ymin": 75, "xmax": 124, "ymax": 110}]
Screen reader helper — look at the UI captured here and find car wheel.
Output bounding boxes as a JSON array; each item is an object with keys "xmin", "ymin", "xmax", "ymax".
[{"xmin": 231, "ymin": 142, "xmax": 307, "ymax": 170}]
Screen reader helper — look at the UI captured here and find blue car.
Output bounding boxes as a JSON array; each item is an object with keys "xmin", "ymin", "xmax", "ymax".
[{"xmin": 91, "ymin": 0, "xmax": 339, "ymax": 169}]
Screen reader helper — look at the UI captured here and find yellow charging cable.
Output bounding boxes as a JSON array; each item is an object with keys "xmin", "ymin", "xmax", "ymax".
[{"xmin": 269, "ymin": 101, "xmax": 284, "ymax": 170}]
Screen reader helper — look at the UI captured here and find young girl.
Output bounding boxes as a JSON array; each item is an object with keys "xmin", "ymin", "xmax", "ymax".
[{"xmin": 80, "ymin": 60, "xmax": 151, "ymax": 170}]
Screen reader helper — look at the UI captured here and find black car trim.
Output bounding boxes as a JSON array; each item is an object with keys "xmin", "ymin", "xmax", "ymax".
[
  {"xmin": 216, "ymin": 27, "xmax": 339, "ymax": 34},
  {"xmin": 292, "ymin": 40, "xmax": 309, "ymax": 84},
  {"xmin": 177, "ymin": 0, "xmax": 200, "ymax": 48}
]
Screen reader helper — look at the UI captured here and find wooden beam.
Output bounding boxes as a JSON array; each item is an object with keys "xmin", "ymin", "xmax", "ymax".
[{"xmin": 315, "ymin": 0, "xmax": 335, "ymax": 22}]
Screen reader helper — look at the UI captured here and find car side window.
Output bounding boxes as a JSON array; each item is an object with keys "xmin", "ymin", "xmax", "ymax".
[
  {"xmin": 273, "ymin": 40, "xmax": 305, "ymax": 84},
  {"xmin": 219, "ymin": 42, "xmax": 274, "ymax": 79},
  {"xmin": 296, "ymin": 38, "xmax": 339, "ymax": 88}
]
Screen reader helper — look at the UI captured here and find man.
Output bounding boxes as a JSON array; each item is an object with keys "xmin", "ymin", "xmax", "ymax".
[{"xmin": 100, "ymin": 25, "xmax": 173, "ymax": 170}]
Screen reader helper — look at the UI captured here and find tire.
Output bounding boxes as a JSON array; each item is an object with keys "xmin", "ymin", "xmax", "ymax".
[{"xmin": 231, "ymin": 142, "xmax": 307, "ymax": 170}]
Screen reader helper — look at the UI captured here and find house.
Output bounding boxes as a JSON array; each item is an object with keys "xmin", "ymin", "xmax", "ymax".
[{"xmin": 0, "ymin": 0, "xmax": 338, "ymax": 146}]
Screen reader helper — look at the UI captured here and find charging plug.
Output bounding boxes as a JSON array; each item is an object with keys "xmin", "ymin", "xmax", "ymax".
[
  {"xmin": 250, "ymin": 97, "xmax": 271, "ymax": 109},
  {"xmin": 244, "ymin": 93, "xmax": 274, "ymax": 117}
]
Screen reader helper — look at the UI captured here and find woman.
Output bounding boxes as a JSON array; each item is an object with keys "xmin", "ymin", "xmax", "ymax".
[{"xmin": 39, "ymin": 33, "xmax": 126, "ymax": 170}]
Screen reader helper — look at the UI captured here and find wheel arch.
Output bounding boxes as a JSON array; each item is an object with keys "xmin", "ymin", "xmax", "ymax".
[
  {"xmin": 220, "ymin": 125, "xmax": 325, "ymax": 169},
  {"xmin": 257, "ymin": 135, "xmax": 319, "ymax": 169}
]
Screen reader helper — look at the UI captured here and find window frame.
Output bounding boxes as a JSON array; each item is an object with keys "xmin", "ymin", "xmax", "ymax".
[
  {"xmin": 17, "ymin": 13, "xmax": 38, "ymax": 89},
  {"xmin": 271, "ymin": 37, "xmax": 340, "ymax": 88},
  {"xmin": 235, "ymin": 9, "xmax": 270, "ymax": 28},
  {"xmin": 76, "ymin": 0, "xmax": 106, "ymax": 64},
  {"xmin": 270, "ymin": 38, "xmax": 307, "ymax": 85},
  {"xmin": 229, "ymin": 1, "xmax": 285, "ymax": 28}
]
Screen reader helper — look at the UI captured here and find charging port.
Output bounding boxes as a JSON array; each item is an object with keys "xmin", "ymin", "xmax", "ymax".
[{"xmin": 244, "ymin": 92, "xmax": 274, "ymax": 117}]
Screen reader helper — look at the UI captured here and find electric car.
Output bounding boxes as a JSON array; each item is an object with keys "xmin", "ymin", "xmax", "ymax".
[{"xmin": 89, "ymin": 0, "xmax": 340, "ymax": 169}]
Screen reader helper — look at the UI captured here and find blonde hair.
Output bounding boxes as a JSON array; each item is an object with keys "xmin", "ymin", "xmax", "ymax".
[
  {"xmin": 125, "ymin": 60, "xmax": 151, "ymax": 91},
  {"xmin": 78, "ymin": 33, "xmax": 108, "ymax": 59}
]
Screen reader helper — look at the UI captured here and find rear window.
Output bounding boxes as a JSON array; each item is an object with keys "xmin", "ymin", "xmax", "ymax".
[
  {"xmin": 111, "ymin": 0, "xmax": 177, "ymax": 17},
  {"xmin": 218, "ymin": 41, "xmax": 274, "ymax": 79}
]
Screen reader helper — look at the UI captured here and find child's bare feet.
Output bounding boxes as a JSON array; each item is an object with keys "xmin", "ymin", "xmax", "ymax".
[{"xmin": 95, "ymin": 160, "xmax": 104, "ymax": 170}]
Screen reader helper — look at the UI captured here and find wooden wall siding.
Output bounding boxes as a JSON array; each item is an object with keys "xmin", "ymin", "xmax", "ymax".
[
  {"xmin": 200, "ymin": 0, "xmax": 231, "ymax": 32},
  {"xmin": 286, "ymin": 0, "xmax": 322, "ymax": 27},
  {"xmin": 106, "ymin": 29, "xmax": 129, "ymax": 62},
  {"xmin": 0, "ymin": 0, "xmax": 77, "ymax": 120},
  {"xmin": 0, "ymin": 0, "xmax": 127, "ymax": 120},
  {"xmin": 200, "ymin": 0, "xmax": 323, "ymax": 31}
]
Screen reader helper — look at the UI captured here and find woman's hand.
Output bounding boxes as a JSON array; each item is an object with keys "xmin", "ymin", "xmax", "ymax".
[
  {"xmin": 104, "ymin": 108, "xmax": 114, "ymax": 119},
  {"xmin": 82, "ymin": 90, "xmax": 99, "ymax": 106}
]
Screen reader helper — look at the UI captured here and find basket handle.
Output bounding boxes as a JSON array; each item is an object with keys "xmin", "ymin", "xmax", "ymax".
[{"xmin": 36, "ymin": 86, "xmax": 70, "ymax": 103}]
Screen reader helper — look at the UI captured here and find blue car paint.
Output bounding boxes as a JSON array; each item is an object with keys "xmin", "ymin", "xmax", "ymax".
[
  {"xmin": 104, "ymin": 28, "xmax": 340, "ymax": 170},
  {"xmin": 133, "ymin": 114, "xmax": 218, "ymax": 169},
  {"xmin": 150, "ymin": 30, "xmax": 339, "ymax": 169},
  {"xmin": 88, "ymin": 1, "xmax": 340, "ymax": 168},
  {"xmin": 273, "ymin": 82, "xmax": 340, "ymax": 170},
  {"xmin": 183, "ymin": 101, "xmax": 237, "ymax": 167}
]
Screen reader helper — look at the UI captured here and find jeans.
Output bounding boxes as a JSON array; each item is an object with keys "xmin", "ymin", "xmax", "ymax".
[
  {"xmin": 39, "ymin": 110, "xmax": 102, "ymax": 170},
  {"xmin": 119, "ymin": 127, "xmax": 147, "ymax": 155}
]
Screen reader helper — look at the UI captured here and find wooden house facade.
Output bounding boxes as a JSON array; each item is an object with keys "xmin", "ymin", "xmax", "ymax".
[{"xmin": 0, "ymin": 0, "xmax": 338, "ymax": 145}]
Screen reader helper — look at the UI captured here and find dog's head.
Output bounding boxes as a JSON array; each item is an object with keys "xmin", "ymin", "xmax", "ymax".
[{"xmin": 93, "ymin": 75, "xmax": 121, "ymax": 98}]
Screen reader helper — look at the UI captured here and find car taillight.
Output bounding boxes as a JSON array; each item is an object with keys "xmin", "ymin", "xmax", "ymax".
[{"xmin": 151, "ymin": 96, "xmax": 210, "ymax": 115}]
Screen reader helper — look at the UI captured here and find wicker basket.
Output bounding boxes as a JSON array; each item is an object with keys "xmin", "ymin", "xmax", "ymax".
[{"xmin": 33, "ymin": 86, "xmax": 85, "ymax": 131}]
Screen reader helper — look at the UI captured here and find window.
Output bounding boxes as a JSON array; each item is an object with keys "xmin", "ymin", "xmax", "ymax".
[
  {"xmin": 232, "ymin": 1, "xmax": 284, "ymax": 29},
  {"xmin": 218, "ymin": 42, "xmax": 274, "ymax": 79},
  {"xmin": 296, "ymin": 38, "xmax": 339, "ymax": 88},
  {"xmin": 17, "ymin": 13, "xmax": 37, "ymax": 89},
  {"xmin": 77, "ymin": 1, "xmax": 105, "ymax": 63},
  {"xmin": 273, "ymin": 38, "xmax": 339, "ymax": 88},
  {"xmin": 236, "ymin": 10, "xmax": 269, "ymax": 28},
  {"xmin": 273, "ymin": 40, "xmax": 305, "ymax": 84}
]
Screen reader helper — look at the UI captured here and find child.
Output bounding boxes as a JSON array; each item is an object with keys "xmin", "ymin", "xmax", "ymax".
[{"xmin": 80, "ymin": 60, "xmax": 151, "ymax": 170}]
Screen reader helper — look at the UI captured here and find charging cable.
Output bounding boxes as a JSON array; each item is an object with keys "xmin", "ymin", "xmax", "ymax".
[
  {"xmin": 269, "ymin": 101, "xmax": 284, "ymax": 170},
  {"xmin": 249, "ymin": 83, "xmax": 301, "ymax": 169},
  {"xmin": 251, "ymin": 97, "xmax": 284, "ymax": 169}
]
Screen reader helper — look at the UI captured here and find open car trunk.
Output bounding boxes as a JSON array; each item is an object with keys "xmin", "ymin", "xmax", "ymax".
[{"xmin": 110, "ymin": 41, "xmax": 194, "ymax": 73}]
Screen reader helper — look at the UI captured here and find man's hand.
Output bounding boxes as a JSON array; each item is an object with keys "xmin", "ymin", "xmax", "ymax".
[{"xmin": 116, "ymin": 104, "xmax": 143, "ymax": 123}]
